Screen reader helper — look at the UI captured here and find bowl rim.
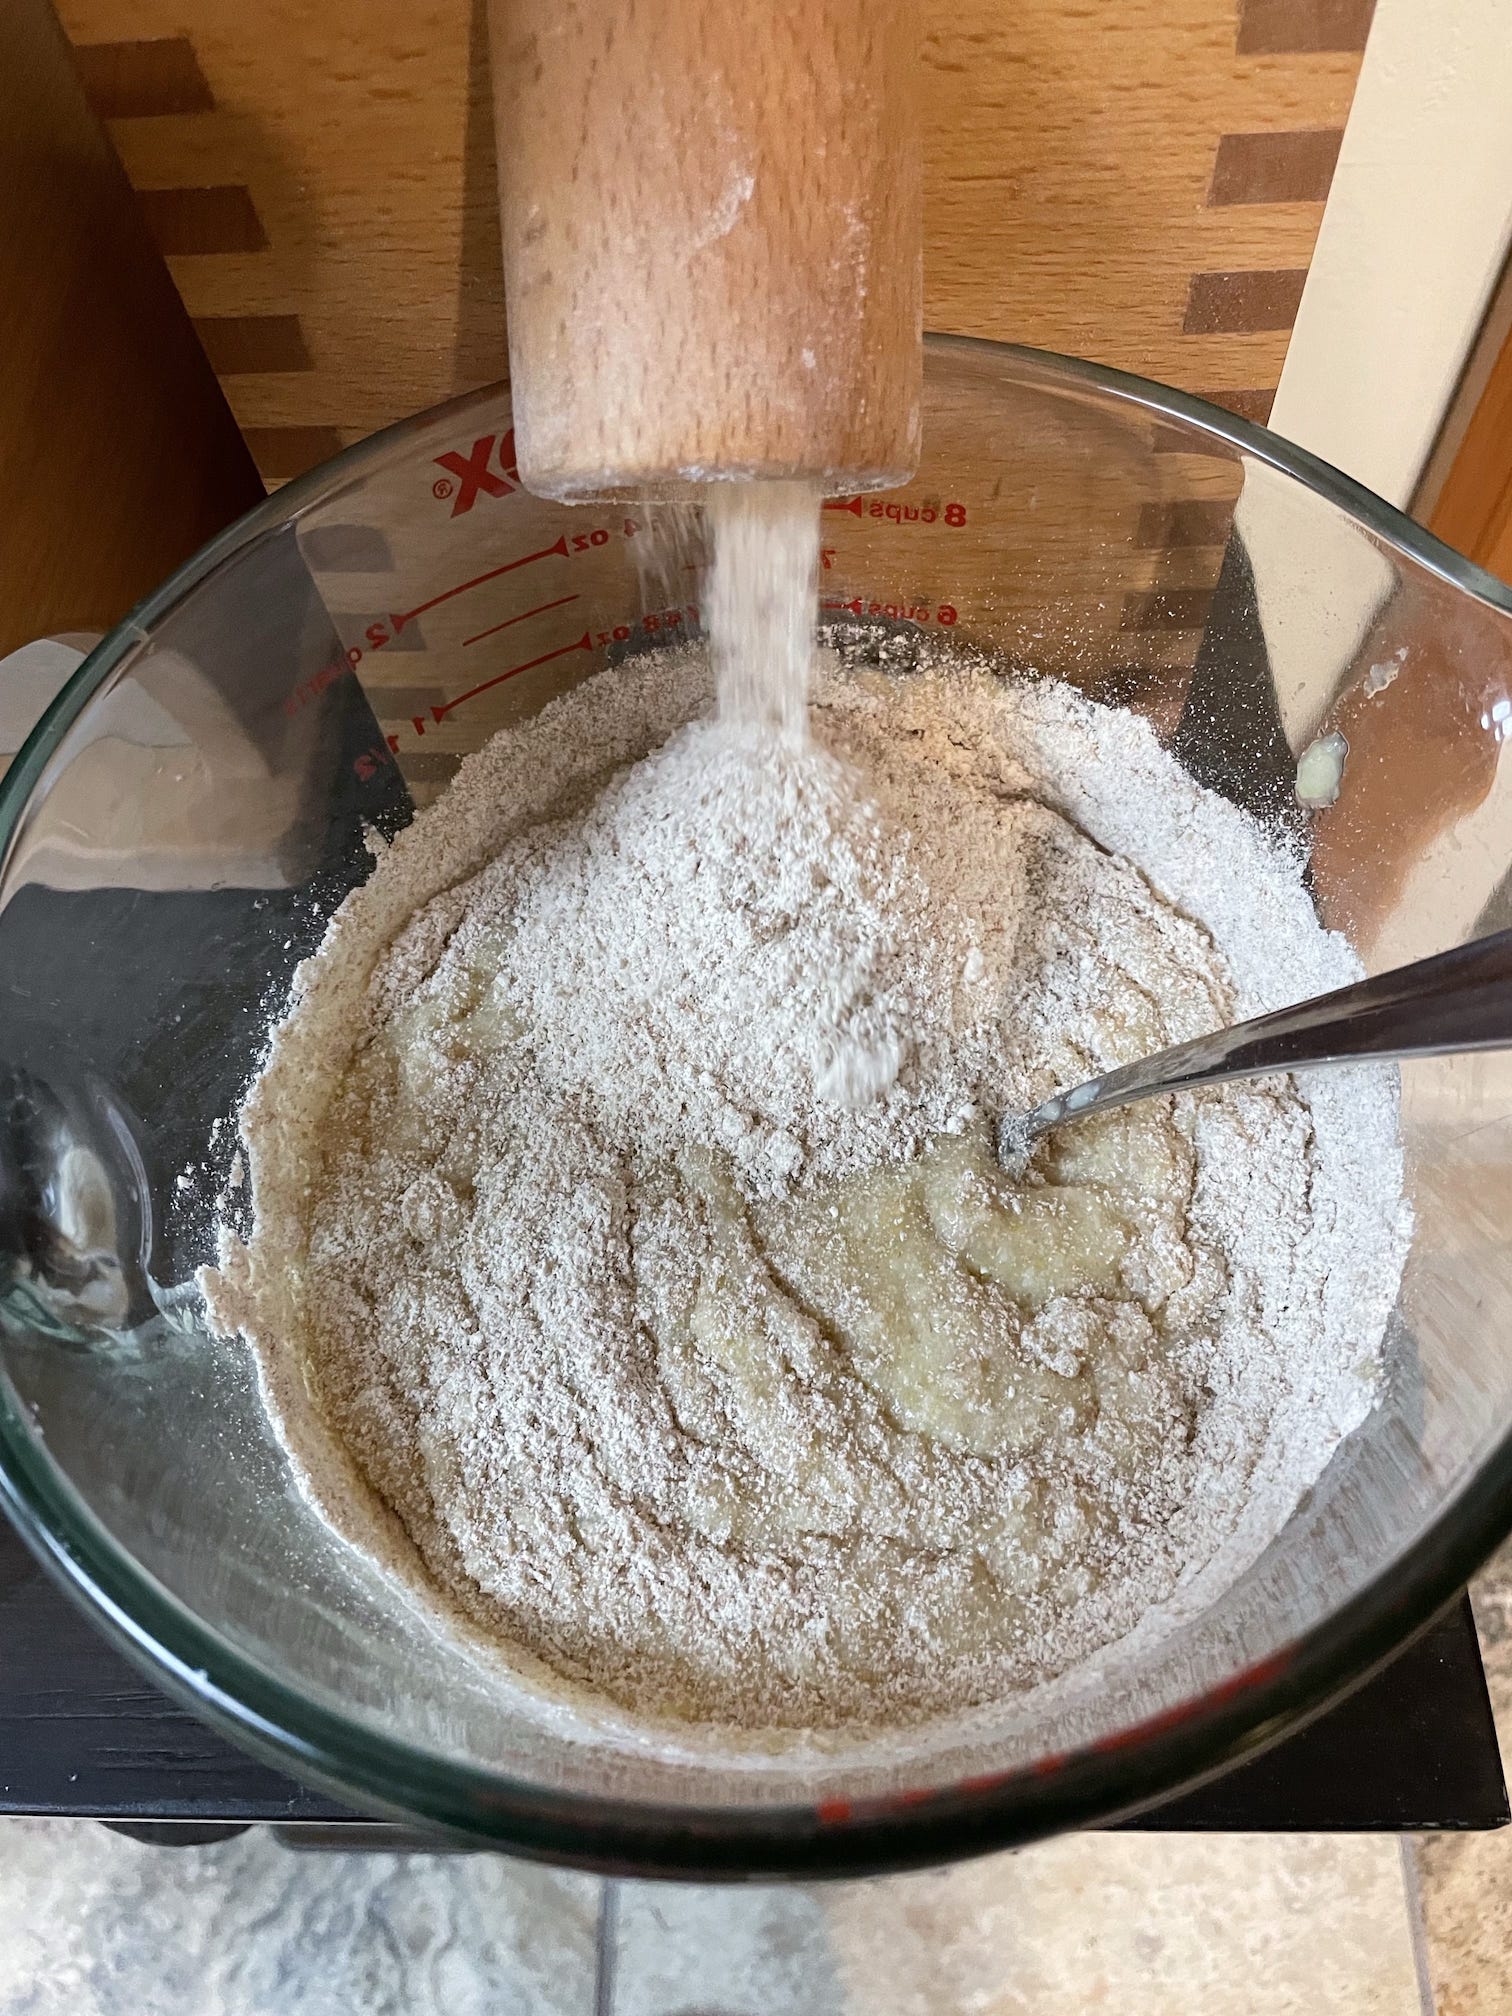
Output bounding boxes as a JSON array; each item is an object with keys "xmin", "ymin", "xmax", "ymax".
[{"xmin": 3, "ymin": 335, "xmax": 1511, "ymax": 1875}]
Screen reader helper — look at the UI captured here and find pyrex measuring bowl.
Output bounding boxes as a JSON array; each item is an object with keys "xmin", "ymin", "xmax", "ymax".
[{"xmin": 4, "ymin": 338, "xmax": 1512, "ymax": 1875}]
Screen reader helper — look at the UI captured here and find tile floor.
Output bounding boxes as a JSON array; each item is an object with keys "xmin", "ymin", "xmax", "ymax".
[{"xmin": 1409, "ymin": 1539, "xmax": 1512, "ymax": 2014}]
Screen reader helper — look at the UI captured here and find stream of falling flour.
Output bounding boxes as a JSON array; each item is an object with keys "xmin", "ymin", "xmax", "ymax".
[{"xmin": 702, "ymin": 481, "xmax": 822, "ymax": 737}]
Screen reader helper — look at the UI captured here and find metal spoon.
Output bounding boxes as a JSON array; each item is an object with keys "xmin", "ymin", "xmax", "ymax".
[{"xmin": 997, "ymin": 926, "xmax": 1512, "ymax": 1169}]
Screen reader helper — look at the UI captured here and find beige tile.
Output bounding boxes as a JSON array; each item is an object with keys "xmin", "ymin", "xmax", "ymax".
[
  {"xmin": 613, "ymin": 1834, "xmax": 1422, "ymax": 2016},
  {"xmin": 1411, "ymin": 1536, "xmax": 1512, "ymax": 2015},
  {"xmin": 1412, "ymin": 1831, "xmax": 1512, "ymax": 2016}
]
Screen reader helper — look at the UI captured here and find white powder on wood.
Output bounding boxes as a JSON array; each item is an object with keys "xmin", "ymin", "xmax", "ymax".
[{"xmin": 203, "ymin": 639, "xmax": 1410, "ymax": 1736}]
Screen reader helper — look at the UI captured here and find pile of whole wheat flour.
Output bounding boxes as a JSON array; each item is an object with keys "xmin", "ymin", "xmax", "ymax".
[{"xmin": 203, "ymin": 638, "xmax": 1411, "ymax": 1735}]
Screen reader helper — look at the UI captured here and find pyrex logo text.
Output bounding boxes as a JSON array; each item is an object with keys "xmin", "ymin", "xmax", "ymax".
[{"xmin": 432, "ymin": 429, "xmax": 520, "ymax": 517}]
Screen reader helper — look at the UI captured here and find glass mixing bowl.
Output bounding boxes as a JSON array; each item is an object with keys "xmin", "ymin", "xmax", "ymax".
[{"xmin": 4, "ymin": 338, "xmax": 1512, "ymax": 1876}]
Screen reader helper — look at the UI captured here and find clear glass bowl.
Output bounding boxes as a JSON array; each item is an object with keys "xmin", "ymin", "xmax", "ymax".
[{"xmin": 4, "ymin": 338, "xmax": 1512, "ymax": 1876}]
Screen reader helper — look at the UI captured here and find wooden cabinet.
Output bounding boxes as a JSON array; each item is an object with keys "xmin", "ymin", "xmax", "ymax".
[
  {"xmin": 0, "ymin": 0, "xmax": 263, "ymax": 657},
  {"xmin": 1421, "ymin": 256, "xmax": 1512, "ymax": 585}
]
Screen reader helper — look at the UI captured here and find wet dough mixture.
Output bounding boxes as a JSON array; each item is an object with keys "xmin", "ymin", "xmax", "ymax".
[{"xmin": 205, "ymin": 643, "xmax": 1409, "ymax": 1733}]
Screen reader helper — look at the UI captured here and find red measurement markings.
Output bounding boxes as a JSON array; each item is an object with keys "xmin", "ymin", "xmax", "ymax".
[
  {"xmin": 821, "ymin": 597, "xmax": 958, "ymax": 625},
  {"xmin": 593, "ymin": 604, "xmax": 701, "ymax": 647},
  {"xmin": 869, "ymin": 499, "xmax": 968, "ymax": 527},
  {"xmin": 384, "ymin": 526, "xmax": 616, "ymax": 641},
  {"xmin": 430, "ymin": 631, "xmax": 594, "ymax": 724},
  {"xmin": 462, "ymin": 593, "xmax": 579, "ymax": 649},
  {"xmin": 284, "ymin": 655, "xmax": 349, "ymax": 718},
  {"xmin": 386, "ymin": 533, "xmax": 572, "ymax": 638},
  {"xmin": 354, "ymin": 740, "xmax": 397, "ymax": 781},
  {"xmin": 824, "ymin": 496, "xmax": 969, "ymax": 528},
  {"xmin": 640, "ymin": 604, "xmax": 697, "ymax": 633}
]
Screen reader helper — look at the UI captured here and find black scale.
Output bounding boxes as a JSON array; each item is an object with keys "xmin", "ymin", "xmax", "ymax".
[{"xmin": 0, "ymin": 1516, "xmax": 1505, "ymax": 1838}]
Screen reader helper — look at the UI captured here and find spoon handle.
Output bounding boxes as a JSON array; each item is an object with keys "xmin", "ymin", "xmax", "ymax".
[{"xmin": 1016, "ymin": 925, "xmax": 1512, "ymax": 1143}]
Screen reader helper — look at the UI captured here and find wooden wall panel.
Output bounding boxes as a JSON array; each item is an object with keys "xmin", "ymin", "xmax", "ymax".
[{"xmin": 54, "ymin": 0, "xmax": 1372, "ymax": 486}]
